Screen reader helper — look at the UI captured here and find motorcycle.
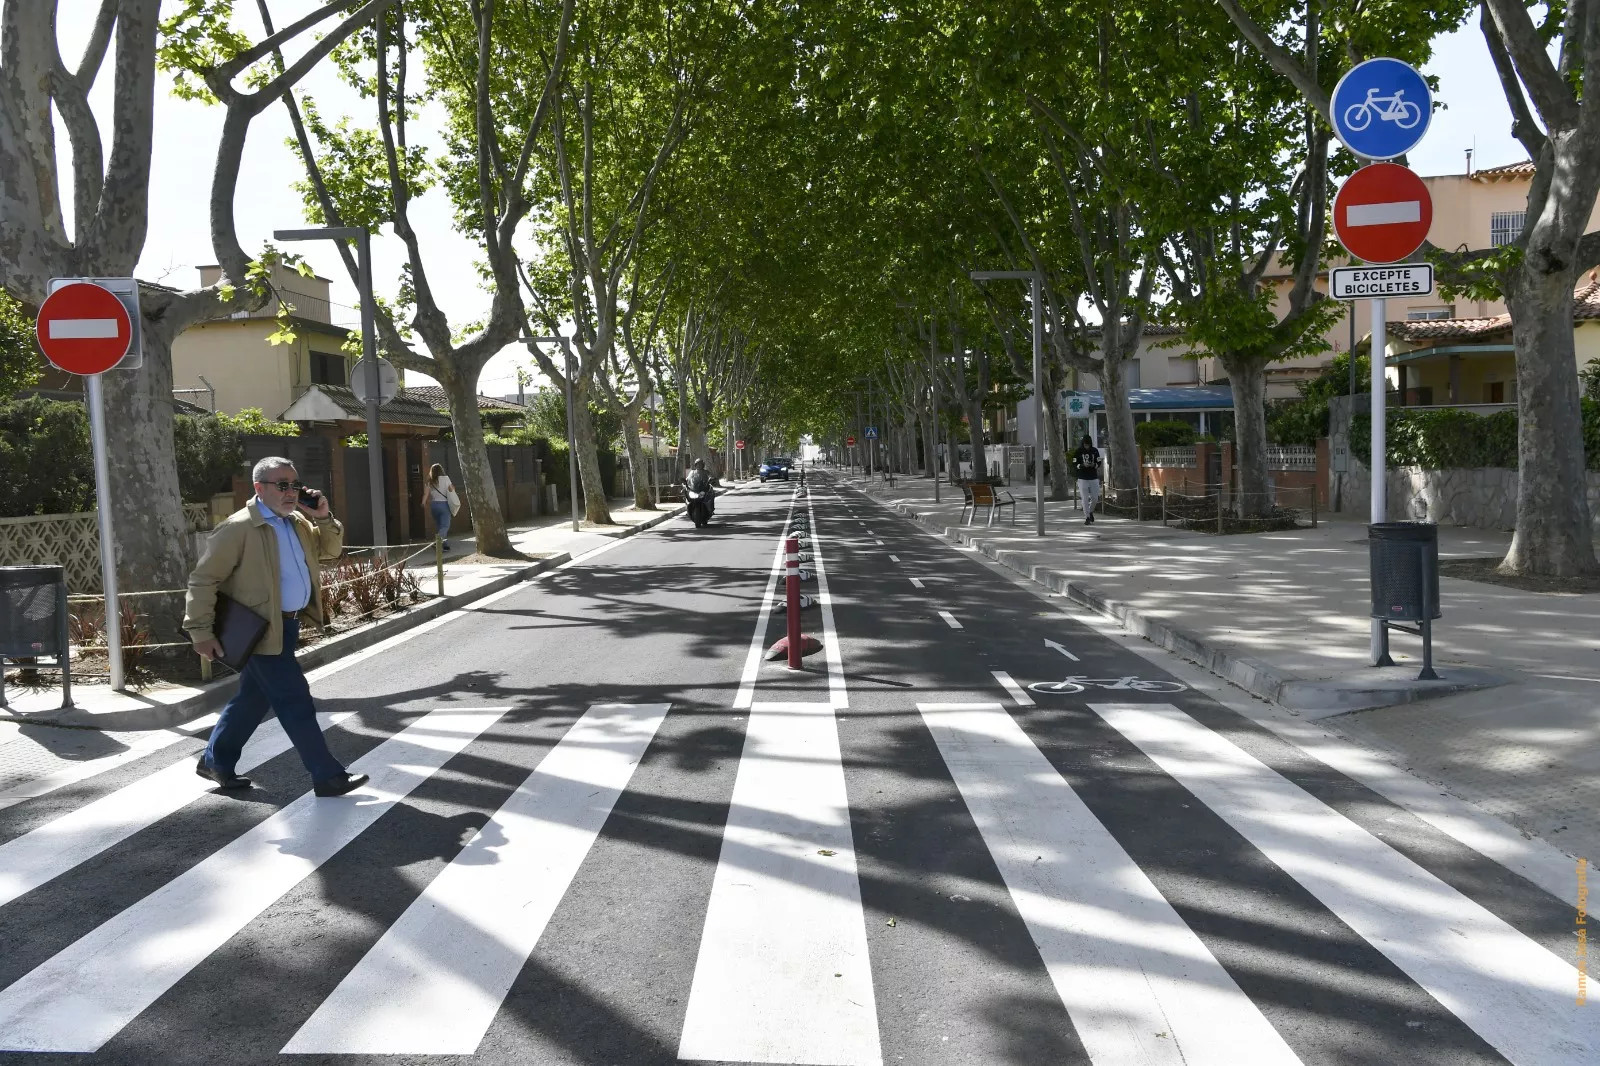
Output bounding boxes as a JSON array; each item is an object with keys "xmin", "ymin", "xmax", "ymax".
[{"xmin": 685, "ymin": 482, "xmax": 715, "ymax": 527}]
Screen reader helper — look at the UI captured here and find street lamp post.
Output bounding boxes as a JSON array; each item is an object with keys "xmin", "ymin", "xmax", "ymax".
[
  {"xmin": 970, "ymin": 269, "xmax": 1045, "ymax": 537},
  {"xmin": 275, "ymin": 226, "xmax": 385, "ymax": 552},
  {"xmin": 527, "ymin": 335, "xmax": 582, "ymax": 532}
]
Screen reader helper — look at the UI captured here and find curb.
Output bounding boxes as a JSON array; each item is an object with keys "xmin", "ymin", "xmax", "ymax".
[
  {"xmin": 848, "ymin": 484, "xmax": 1494, "ymax": 715},
  {"xmin": 7, "ymin": 503, "xmax": 688, "ymax": 732}
]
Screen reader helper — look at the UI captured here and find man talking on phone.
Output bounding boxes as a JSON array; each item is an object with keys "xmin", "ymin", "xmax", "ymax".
[{"xmin": 183, "ymin": 457, "xmax": 368, "ymax": 797}]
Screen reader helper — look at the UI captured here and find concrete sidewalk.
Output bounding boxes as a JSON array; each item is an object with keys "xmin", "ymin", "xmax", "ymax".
[
  {"xmin": 837, "ymin": 470, "xmax": 1600, "ymax": 862},
  {"xmin": 0, "ymin": 498, "xmax": 692, "ymax": 739}
]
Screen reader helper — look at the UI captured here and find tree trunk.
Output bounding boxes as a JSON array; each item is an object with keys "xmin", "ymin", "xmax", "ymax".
[
  {"xmin": 683, "ymin": 417, "xmax": 710, "ymax": 473},
  {"xmin": 621, "ymin": 416, "xmax": 655, "ymax": 510},
  {"xmin": 1100, "ymin": 355, "xmax": 1139, "ymax": 492},
  {"xmin": 965, "ymin": 405, "xmax": 986, "ymax": 480},
  {"xmin": 921, "ymin": 406, "xmax": 934, "ymax": 477},
  {"xmin": 1042, "ymin": 397, "xmax": 1071, "ymax": 500},
  {"xmin": 1502, "ymin": 272, "xmax": 1598, "ymax": 575},
  {"xmin": 439, "ymin": 367, "xmax": 513, "ymax": 554},
  {"xmin": 571, "ymin": 395, "xmax": 613, "ymax": 525},
  {"xmin": 1222, "ymin": 353, "xmax": 1271, "ymax": 519},
  {"xmin": 102, "ymin": 322, "xmax": 194, "ymax": 648}
]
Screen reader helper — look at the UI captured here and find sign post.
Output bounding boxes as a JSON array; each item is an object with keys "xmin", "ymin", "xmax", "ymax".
[
  {"xmin": 36, "ymin": 280, "xmax": 138, "ymax": 691},
  {"xmin": 1331, "ymin": 58, "xmax": 1432, "ymax": 666}
]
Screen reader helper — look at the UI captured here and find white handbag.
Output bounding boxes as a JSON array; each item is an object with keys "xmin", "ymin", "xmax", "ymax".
[{"xmin": 446, "ymin": 484, "xmax": 461, "ymax": 517}]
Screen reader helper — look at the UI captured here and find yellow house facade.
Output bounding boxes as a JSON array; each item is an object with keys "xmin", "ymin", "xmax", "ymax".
[{"xmin": 171, "ymin": 263, "xmax": 375, "ymax": 416}]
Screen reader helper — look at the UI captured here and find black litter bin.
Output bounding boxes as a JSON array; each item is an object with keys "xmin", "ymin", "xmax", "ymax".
[
  {"xmin": 0, "ymin": 565, "xmax": 73, "ymax": 708},
  {"xmin": 1368, "ymin": 522, "xmax": 1441, "ymax": 621},
  {"xmin": 1368, "ymin": 522, "xmax": 1441, "ymax": 679}
]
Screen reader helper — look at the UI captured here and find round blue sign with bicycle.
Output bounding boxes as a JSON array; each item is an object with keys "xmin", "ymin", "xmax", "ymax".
[{"xmin": 1330, "ymin": 57, "xmax": 1431, "ymax": 160}]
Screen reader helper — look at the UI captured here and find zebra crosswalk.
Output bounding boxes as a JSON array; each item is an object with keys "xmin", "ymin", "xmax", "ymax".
[{"xmin": 0, "ymin": 690, "xmax": 1588, "ymax": 1063}]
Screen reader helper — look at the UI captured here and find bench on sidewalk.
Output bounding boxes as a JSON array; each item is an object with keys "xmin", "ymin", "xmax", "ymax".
[{"xmin": 961, "ymin": 481, "xmax": 1017, "ymax": 526}]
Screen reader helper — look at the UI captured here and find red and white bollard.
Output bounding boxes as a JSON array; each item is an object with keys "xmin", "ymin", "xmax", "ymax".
[{"xmin": 785, "ymin": 536, "xmax": 803, "ymax": 669}]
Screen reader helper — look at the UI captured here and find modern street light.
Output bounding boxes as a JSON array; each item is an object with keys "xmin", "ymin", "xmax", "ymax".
[
  {"xmin": 274, "ymin": 226, "xmax": 385, "ymax": 552},
  {"xmin": 970, "ymin": 269, "xmax": 1045, "ymax": 538},
  {"xmin": 526, "ymin": 335, "xmax": 581, "ymax": 532}
]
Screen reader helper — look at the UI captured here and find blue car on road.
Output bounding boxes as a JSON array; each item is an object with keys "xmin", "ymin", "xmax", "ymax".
[{"xmin": 759, "ymin": 457, "xmax": 792, "ymax": 482}]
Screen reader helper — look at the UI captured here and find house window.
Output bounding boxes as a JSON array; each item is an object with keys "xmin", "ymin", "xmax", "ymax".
[
  {"xmin": 1490, "ymin": 211, "xmax": 1525, "ymax": 247},
  {"xmin": 310, "ymin": 350, "xmax": 347, "ymax": 386},
  {"xmin": 1123, "ymin": 361, "xmax": 1141, "ymax": 389},
  {"xmin": 1406, "ymin": 306, "xmax": 1455, "ymax": 321},
  {"xmin": 1167, "ymin": 356, "xmax": 1198, "ymax": 384}
]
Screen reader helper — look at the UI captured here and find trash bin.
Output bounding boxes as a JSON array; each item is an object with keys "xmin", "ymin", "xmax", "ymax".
[
  {"xmin": 0, "ymin": 565, "xmax": 73, "ymax": 709},
  {"xmin": 1368, "ymin": 522, "xmax": 1441, "ymax": 621}
]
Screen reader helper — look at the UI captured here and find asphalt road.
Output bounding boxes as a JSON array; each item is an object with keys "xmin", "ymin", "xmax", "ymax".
[{"xmin": 0, "ymin": 475, "xmax": 1587, "ymax": 1065}]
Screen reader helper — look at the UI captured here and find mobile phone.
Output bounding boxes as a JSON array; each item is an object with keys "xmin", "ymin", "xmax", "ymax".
[{"xmin": 298, "ymin": 487, "xmax": 321, "ymax": 508}]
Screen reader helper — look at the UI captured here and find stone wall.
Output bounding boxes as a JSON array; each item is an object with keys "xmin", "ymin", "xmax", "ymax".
[{"xmin": 1327, "ymin": 394, "xmax": 1600, "ymax": 528}]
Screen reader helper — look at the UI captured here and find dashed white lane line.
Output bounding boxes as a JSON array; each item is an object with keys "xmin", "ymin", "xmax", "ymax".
[
  {"xmin": 938, "ymin": 611, "xmax": 962, "ymax": 630},
  {"xmin": 909, "ymin": 578, "xmax": 925, "ymax": 589},
  {"xmin": 888, "ymin": 554, "xmax": 900, "ymax": 563},
  {"xmin": 874, "ymin": 539, "xmax": 885, "ymax": 546},
  {"xmin": 992, "ymin": 671, "xmax": 1034, "ymax": 707}
]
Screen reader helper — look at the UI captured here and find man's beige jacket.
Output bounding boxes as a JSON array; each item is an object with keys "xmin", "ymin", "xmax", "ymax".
[{"xmin": 184, "ymin": 501, "xmax": 345, "ymax": 656}]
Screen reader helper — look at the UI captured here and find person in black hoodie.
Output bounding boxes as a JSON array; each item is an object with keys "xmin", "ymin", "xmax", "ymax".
[{"xmin": 1071, "ymin": 435, "xmax": 1102, "ymax": 524}]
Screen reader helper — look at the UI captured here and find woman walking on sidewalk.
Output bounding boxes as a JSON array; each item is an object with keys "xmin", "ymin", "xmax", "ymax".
[{"xmin": 427, "ymin": 464, "xmax": 459, "ymax": 549}]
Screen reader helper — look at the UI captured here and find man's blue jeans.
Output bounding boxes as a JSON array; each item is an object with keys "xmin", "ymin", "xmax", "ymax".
[{"xmin": 204, "ymin": 616, "xmax": 344, "ymax": 782}]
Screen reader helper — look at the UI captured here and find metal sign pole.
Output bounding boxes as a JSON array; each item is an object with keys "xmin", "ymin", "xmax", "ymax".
[
  {"xmin": 1031, "ymin": 273, "xmax": 1045, "ymax": 538},
  {"xmin": 85, "ymin": 373, "xmax": 122, "ymax": 691},
  {"xmin": 357, "ymin": 230, "xmax": 386, "ymax": 558},
  {"xmin": 563, "ymin": 341, "xmax": 581, "ymax": 532},
  {"xmin": 1370, "ymin": 296, "xmax": 1390, "ymax": 664},
  {"xmin": 930, "ymin": 319, "xmax": 941, "ymax": 502}
]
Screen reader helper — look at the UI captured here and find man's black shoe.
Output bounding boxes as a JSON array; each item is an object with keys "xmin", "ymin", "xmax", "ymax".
[
  {"xmin": 195, "ymin": 757, "xmax": 252, "ymax": 790},
  {"xmin": 313, "ymin": 772, "xmax": 369, "ymax": 798}
]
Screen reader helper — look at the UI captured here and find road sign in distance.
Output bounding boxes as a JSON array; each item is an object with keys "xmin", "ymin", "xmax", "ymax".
[
  {"xmin": 1332, "ymin": 264, "xmax": 1434, "ymax": 300},
  {"xmin": 735, "ymin": 439, "xmax": 745, "ymax": 450},
  {"xmin": 36, "ymin": 282, "xmax": 132, "ymax": 375},
  {"xmin": 864, "ymin": 426, "xmax": 879, "ymax": 439},
  {"xmin": 1331, "ymin": 57, "xmax": 1432, "ymax": 160},
  {"xmin": 350, "ymin": 356, "xmax": 399, "ymax": 406},
  {"xmin": 1334, "ymin": 164, "xmax": 1432, "ymax": 264},
  {"xmin": 845, "ymin": 435, "xmax": 857, "ymax": 447}
]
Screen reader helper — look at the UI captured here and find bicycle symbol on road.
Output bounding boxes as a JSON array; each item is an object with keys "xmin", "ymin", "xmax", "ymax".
[
  {"xmin": 1342, "ymin": 87, "xmax": 1422, "ymax": 133},
  {"xmin": 1027, "ymin": 675, "xmax": 1188, "ymax": 695}
]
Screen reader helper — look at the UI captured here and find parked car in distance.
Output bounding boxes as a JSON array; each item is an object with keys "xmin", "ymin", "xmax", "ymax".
[{"xmin": 759, "ymin": 456, "xmax": 792, "ymax": 482}]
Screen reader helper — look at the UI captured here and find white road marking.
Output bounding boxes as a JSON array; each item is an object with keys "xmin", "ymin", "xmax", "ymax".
[
  {"xmin": 938, "ymin": 610, "xmax": 962, "ymax": 630},
  {"xmin": 0, "ymin": 706, "xmax": 505, "ymax": 1053},
  {"xmin": 0, "ymin": 715, "xmax": 219, "ymax": 813},
  {"xmin": 1346, "ymin": 200, "xmax": 1421, "ymax": 226},
  {"xmin": 735, "ymin": 498, "xmax": 801, "ymax": 709},
  {"xmin": 284, "ymin": 703, "xmax": 671, "ymax": 1054},
  {"xmin": 874, "ymin": 539, "xmax": 885, "ymax": 546},
  {"xmin": 678, "ymin": 701, "xmax": 880, "ymax": 1066},
  {"xmin": 919, "ymin": 703, "xmax": 1300, "ymax": 1065},
  {"xmin": 909, "ymin": 578, "xmax": 925, "ymax": 589},
  {"xmin": 1043, "ymin": 638, "xmax": 1079, "ymax": 662},
  {"xmin": 991, "ymin": 671, "xmax": 1034, "ymax": 707},
  {"xmin": 0, "ymin": 710, "xmax": 357, "ymax": 909},
  {"xmin": 48, "ymin": 318, "xmax": 120, "ymax": 339},
  {"xmin": 801, "ymin": 490, "xmax": 848, "ymax": 710},
  {"xmin": 888, "ymin": 554, "xmax": 900, "ymax": 563},
  {"xmin": 1089, "ymin": 702, "xmax": 1598, "ymax": 1066}
]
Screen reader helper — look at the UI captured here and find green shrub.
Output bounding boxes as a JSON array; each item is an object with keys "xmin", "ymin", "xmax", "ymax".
[
  {"xmin": 173, "ymin": 414, "xmax": 244, "ymax": 503},
  {"xmin": 1352, "ymin": 403, "xmax": 1598, "ymax": 471},
  {"xmin": 0, "ymin": 397, "xmax": 94, "ymax": 516},
  {"xmin": 217, "ymin": 407, "xmax": 298, "ymax": 436},
  {"xmin": 1582, "ymin": 359, "xmax": 1600, "ymax": 402},
  {"xmin": 0, "ymin": 290, "xmax": 41, "ymax": 401},
  {"xmin": 1134, "ymin": 420, "xmax": 1197, "ymax": 449}
]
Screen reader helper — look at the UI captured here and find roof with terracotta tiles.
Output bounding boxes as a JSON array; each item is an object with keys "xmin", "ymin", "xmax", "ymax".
[
  {"xmin": 1469, "ymin": 159, "xmax": 1536, "ymax": 182},
  {"xmin": 1388, "ymin": 277, "xmax": 1600, "ymax": 341},
  {"xmin": 400, "ymin": 385, "xmax": 529, "ymax": 412}
]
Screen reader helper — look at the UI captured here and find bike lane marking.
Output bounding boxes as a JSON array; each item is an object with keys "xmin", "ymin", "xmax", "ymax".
[
  {"xmin": 1088, "ymin": 701, "xmax": 1596, "ymax": 1066},
  {"xmin": 918, "ymin": 702, "xmax": 1302, "ymax": 1066},
  {"xmin": 888, "ymin": 554, "xmax": 899, "ymax": 562},
  {"xmin": 937, "ymin": 611, "xmax": 962, "ymax": 630},
  {"xmin": 908, "ymin": 577, "xmax": 925, "ymax": 589},
  {"xmin": 732, "ymin": 494, "xmax": 800, "ymax": 710}
]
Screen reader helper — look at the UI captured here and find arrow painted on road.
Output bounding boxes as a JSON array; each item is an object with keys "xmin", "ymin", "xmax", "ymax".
[{"xmin": 1043, "ymin": 639, "xmax": 1079, "ymax": 662}]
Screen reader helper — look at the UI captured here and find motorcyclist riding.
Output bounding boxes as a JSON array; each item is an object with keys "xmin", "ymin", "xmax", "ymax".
[{"xmin": 685, "ymin": 458, "xmax": 716, "ymax": 526}]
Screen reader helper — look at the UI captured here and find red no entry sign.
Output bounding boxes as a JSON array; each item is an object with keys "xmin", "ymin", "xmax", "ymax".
[
  {"xmin": 736, "ymin": 440, "xmax": 746, "ymax": 450},
  {"xmin": 36, "ymin": 282, "xmax": 132, "ymax": 375},
  {"xmin": 845, "ymin": 435, "xmax": 857, "ymax": 447},
  {"xmin": 1334, "ymin": 163, "xmax": 1432, "ymax": 264}
]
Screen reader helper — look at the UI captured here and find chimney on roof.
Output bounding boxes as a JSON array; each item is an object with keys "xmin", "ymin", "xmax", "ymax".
[{"xmin": 1465, "ymin": 147, "xmax": 1474, "ymax": 177}]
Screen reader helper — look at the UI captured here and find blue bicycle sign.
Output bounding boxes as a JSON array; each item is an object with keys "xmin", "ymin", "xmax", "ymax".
[{"xmin": 1330, "ymin": 58, "xmax": 1431, "ymax": 160}]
